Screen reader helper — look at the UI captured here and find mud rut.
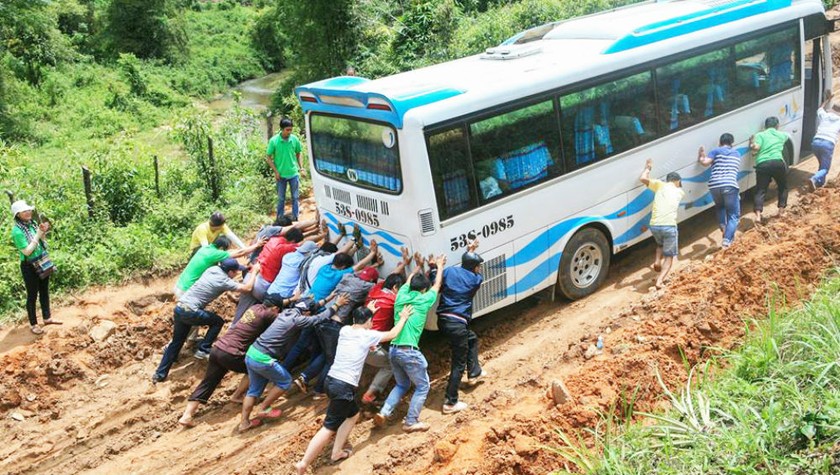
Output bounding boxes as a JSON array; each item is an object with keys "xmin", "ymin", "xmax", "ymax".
[{"xmin": 0, "ymin": 158, "xmax": 838, "ymax": 474}]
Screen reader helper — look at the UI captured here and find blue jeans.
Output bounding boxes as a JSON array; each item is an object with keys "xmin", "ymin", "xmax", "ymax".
[
  {"xmin": 710, "ymin": 186, "xmax": 740, "ymax": 246},
  {"xmin": 154, "ymin": 306, "xmax": 224, "ymax": 380},
  {"xmin": 283, "ymin": 327, "xmax": 326, "ymax": 384},
  {"xmin": 380, "ymin": 347, "xmax": 430, "ymax": 426},
  {"xmin": 276, "ymin": 175, "xmax": 300, "ymax": 220},
  {"xmin": 811, "ymin": 138, "xmax": 834, "ymax": 187},
  {"xmin": 245, "ymin": 355, "xmax": 293, "ymax": 398}
]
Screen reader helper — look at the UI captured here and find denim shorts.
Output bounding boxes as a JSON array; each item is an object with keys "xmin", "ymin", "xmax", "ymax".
[
  {"xmin": 245, "ymin": 355, "xmax": 292, "ymax": 398},
  {"xmin": 649, "ymin": 225, "xmax": 679, "ymax": 257}
]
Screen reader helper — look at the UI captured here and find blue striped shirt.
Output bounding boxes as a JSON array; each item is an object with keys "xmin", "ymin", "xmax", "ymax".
[{"xmin": 707, "ymin": 146, "xmax": 741, "ymax": 190}]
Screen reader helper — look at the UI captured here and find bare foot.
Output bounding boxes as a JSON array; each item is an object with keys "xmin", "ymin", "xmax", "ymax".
[
  {"xmin": 43, "ymin": 319, "xmax": 63, "ymax": 325},
  {"xmin": 237, "ymin": 418, "xmax": 262, "ymax": 433},
  {"xmin": 655, "ymin": 281, "xmax": 665, "ymax": 290},
  {"xmin": 230, "ymin": 396, "xmax": 244, "ymax": 404},
  {"xmin": 293, "ymin": 461, "xmax": 307, "ymax": 475},
  {"xmin": 178, "ymin": 416, "xmax": 196, "ymax": 428}
]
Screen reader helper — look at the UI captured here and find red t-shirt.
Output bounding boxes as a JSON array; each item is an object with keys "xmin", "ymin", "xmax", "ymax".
[
  {"xmin": 365, "ymin": 281, "xmax": 397, "ymax": 332},
  {"xmin": 258, "ymin": 236, "xmax": 298, "ymax": 282}
]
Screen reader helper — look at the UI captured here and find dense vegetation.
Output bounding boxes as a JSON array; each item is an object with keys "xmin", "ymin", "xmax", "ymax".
[
  {"xmin": 549, "ymin": 274, "xmax": 840, "ymax": 474},
  {"xmin": 1, "ymin": 0, "xmax": 833, "ymax": 320}
]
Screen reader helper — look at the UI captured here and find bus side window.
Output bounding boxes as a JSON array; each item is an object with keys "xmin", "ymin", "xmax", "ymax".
[
  {"xmin": 733, "ymin": 26, "xmax": 801, "ymax": 108},
  {"xmin": 655, "ymin": 47, "xmax": 733, "ymax": 133},
  {"xmin": 468, "ymin": 100, "xmax": 561, "ymax": 203},
  {"xmin": 560, "ymin": 71, "xmax": 657, "ymax": 172},
  {"xmin": 427, "ymin": 126, "xmax": 478, "ymax": 220}
]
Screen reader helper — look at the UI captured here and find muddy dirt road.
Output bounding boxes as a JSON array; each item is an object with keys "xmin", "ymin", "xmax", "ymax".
[{"xmin": 0, "ymin": 156, "xmax": 837, "ymax": 475}]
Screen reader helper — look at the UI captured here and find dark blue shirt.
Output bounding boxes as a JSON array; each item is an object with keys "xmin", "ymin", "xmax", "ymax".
[{"xmin": 436, "ymin": 266, "xmax": 483, "ymax": 321}]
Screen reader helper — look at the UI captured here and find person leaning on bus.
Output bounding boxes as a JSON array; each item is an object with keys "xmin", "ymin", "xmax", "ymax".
[
  {"xmin": 639, "ymin": 159, "xmax": 684, "ymax": 290},
  {"xmin": 810, "ymin": 90, "xmax": 840, "ymax": 190},
  {"xmin": 749, "ymin": 117, "xmax": 789, "ymax": 223},
  {"xmin": 10, "ymin": 200, "xmax": 62, "ymax": 334},
  {"xmin": 189, "ymin": 211, "xmax": 245, "ymax": 257}
]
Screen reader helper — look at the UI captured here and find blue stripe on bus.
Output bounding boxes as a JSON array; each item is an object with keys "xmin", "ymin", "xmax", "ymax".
[
  {"xmin": 614, "ymin": 212, "xmax": 651, "ymax": 246},
  {"xmin": 323, "ymin": 212, "xmax": 405, "ymax": 246},
  {"xmin": 604, "ymin": 0, "xmax": 791, "ymax": 54},
  {"xmin": 507, "ymin": 252, "xmax": 562, "ymax": 295}
]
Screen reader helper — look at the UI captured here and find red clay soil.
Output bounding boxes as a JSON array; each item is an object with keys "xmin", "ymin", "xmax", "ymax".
[
  {"xmin": 430, "ymin": 184, "xmax": 840, "ymax": 475},
  {"xmin": 0, "ymin": 182, "xmax": 838, "ymax": 475}
]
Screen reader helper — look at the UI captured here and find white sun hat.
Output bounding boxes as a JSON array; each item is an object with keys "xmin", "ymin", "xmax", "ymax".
[{"xmin": 10, "ymin": 200, "xmax": 35, "ymax": 217}]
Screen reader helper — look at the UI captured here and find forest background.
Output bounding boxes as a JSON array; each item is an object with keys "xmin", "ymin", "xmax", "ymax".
[{"xmin": 0, "ymin": 0, "xmax": 832, "ymax": 320}]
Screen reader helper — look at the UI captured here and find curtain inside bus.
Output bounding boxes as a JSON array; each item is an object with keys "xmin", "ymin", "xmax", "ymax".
[{"xmin": 310, "ymin": 115, "xmax": 402, "ymax": 193}]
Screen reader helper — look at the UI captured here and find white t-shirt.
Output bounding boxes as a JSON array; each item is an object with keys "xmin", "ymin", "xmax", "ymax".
[
  {"xmin": 327, "ymin": 326, "xmax": 385, "ymax": 386},
  {"xmin": 815, "ymin": 108, "xmax": 840, "ymax": 144}
]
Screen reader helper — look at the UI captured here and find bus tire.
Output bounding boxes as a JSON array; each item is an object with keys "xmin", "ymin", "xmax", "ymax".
[
  {"xmin": 783, "ymin": 140, "xmax": 794, "ymax": 167},
  {"xmin": 557, "ymin": 227, "xmax": 611, "ymax": 300}
]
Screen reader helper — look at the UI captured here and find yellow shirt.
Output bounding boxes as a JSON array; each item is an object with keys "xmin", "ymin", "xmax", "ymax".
[
  {"xmin": 647, "ymin": 179, "xmax": 685, "ymax": 227},
  {"xmin": 190, "ymin": 222, "xmax": 234, "ymax": 251}
]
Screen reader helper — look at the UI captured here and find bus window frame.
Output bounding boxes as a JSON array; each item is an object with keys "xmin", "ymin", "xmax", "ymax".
[
  {"xmin": 423, "ymin": 20, "xmax": 803, "ymax": 224},
  {"xmin": 308, "ymin": 112, "xmax": 405, "ymax": 195}
]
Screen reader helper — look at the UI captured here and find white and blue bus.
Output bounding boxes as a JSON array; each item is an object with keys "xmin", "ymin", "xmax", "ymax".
[{"xmin": 296, "ymin": 0, "xmax": 834, "ymax": 321}]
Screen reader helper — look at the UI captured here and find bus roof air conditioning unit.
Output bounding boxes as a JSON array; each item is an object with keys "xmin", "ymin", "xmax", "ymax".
[{"xmin": 482, "ymin": 44, "xmax": 542, "ymax": 60}]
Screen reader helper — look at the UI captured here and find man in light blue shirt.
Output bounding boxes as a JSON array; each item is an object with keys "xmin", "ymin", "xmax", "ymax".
[{"xmin": 267, "ymin": 241, "xmax": 319, "ymax": 298}]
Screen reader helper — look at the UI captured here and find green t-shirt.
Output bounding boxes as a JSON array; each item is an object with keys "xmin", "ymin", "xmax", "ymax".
[
  {"xmin": 175, "ymin": 245, "xmax": 230, "ymax": 292},
  {"xmin": 11, "ymin": 223, "xmax": 45, "ymax": 262},
  {"xmin": 753, "ymin": 128, "xmax": 787, "ymax": 165},
  {"xmin": 391, "ymin": 284, "xmax": 439, "ymax": 348},
  {"xmin": 266, "ymin": 133, "xmax": 302, "ymax": 179}
]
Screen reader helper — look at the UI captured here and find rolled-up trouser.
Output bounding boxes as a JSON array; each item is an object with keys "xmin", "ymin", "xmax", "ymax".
[
  {"xmin": 188, "ymin": 347, "xmax": 247, "ymax": 403},
  {"xmin": 364, "ymin": 344, "xmax": 393, "ymax": 394}
]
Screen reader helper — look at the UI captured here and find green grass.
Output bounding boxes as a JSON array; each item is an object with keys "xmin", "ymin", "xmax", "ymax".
[
  {"xmin": 0, "ymin": 3, "xmax": 276, "ymax": 323},
  {"xmin": 547, "ymin": 272, "xmax": 840, "ymax": 474}
]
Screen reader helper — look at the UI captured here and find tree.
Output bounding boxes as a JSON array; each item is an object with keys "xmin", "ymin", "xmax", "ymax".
[
  {"xmin": 103, "ymin": 0, "xmax": 188, "ymax": 63},
  {"xmin": 277, "ymin": 0, "xmax": 360, "ymax": 96}
]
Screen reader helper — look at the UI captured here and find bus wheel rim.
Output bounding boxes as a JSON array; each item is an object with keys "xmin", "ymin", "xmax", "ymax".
[{"xmin": 570, "ymin": 243, "xmax": 602, "ymax": 289}]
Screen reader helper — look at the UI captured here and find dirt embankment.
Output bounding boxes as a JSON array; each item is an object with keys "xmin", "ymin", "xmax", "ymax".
[{"xmin": 0, "ymin": 173, "xmax": 837, "ymax": 474}]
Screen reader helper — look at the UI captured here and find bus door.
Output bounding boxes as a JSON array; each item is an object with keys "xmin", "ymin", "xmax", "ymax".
[{"xmin": 801, "ymin": 16, "xmax": 835, "ymax": 154}]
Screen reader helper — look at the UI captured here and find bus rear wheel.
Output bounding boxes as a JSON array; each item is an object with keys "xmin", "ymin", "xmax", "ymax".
[{"xmin": 557, "ymin": 228, "xmax": 611, "ymax": 300}]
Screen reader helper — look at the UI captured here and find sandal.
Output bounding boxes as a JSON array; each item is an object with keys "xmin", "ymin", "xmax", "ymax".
[
  {"xmin": 30, "ymin": 326, "xmax": 43, "ymax": 335},
  {"xmin": 330, "ymin": 448, "xmax": 352, "ymax": 464},
  {"xmin": 254, "ymin": 408, "xmax": 283, "ymax": 420},
  {"xmin": 238, "ymin": 418, "xmax": 264, "ymax": 433}
]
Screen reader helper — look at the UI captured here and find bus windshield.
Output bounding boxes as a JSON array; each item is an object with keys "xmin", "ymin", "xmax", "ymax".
[{"xmin": 310, "ymin": 114, "xmax": 402, "ymax": 194}]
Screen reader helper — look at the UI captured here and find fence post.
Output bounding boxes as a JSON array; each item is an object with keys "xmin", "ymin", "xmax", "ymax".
[
  {"xmin": 4, "ymin": 190, "xmax": 13, "ymax": 204},
  {"xmin": 266, "ymin": 112, "xmax": 274, "ymax": 141},
  {"xmin": 207, "ymin": 136, "xmax": 219, "ymax": 201},
  {"xmin": 153, "ymin": 155, "xmax": 161, "ymax": 198},
  {"xmin": 81, "ymin": 166, "xmax": 94, "ymax": 218}
]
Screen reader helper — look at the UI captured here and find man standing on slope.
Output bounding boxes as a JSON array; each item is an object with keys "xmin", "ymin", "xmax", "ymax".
[
  {"xmin": 436, "ymin": 239, "xmax": 486, "ymax": 415},
  {"xmin": 266, "ymin": 117, "xmax": 304, "ymax": 221},
  {"xmin": 374, "ymin": 255, "xmax": 446, "ymax": 433}
]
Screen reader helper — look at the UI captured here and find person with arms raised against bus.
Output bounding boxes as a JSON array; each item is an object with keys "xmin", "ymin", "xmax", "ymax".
[
  {"xmin": 174, "ymin": 235, "xmax": 265, "ymax": 299},
  {"xmin": 189, "ymin": 211, "xmax": 245, "ymax": 257},
  {"xmin": 153, "ymin": 259, "xmax": 260, "ymax": 383},
  {"xmin": 293, "ymin": 303, "xmax": 412, "ymax": 473},
  {"xmin": 374, "ymin": 254, "xmax": 447, "ymax": 433},
  {"xmin": 749, "ymin": 116, "xmax": 789, "ymax": 223},
  {"xmin": 640, "ymin": 159, "xmax": 684, "ymax": 290},
  {"xmin": 810, "ymin": 90, "xmax": 840, "ymax": 190},
  {"xmin": 10, "ymin": 200, "xmax": 61, "ymax": 334},
  {"xmin": 178, "ymin": 295, "xmax": 292, "ymax": 428},
  {"xmin": 436, "ymin": 239, "xmax": 486, "ymax": 415},
  {"xmin": 266, "ymin": 117, "xmax": 304, "ymax": 221},
  {"xmin": 360, "ymin": 247, "xmax": 412, "ymax": 404},
  {"xmin": 698, "ymin": 133, "xmax": 742, "ymax": 248},
  {"xmin": 238, "ymin": 294, "xmax": 350, "ymax": 432}
]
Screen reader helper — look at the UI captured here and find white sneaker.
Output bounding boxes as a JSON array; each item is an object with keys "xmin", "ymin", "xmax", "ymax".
[
  {"xmin": 193, "ymin": 350, "xmax": 210, "ymax": 360},
  {"xmin": 442, "ymin": 401, "xmax": 468, "ymax": 414}
]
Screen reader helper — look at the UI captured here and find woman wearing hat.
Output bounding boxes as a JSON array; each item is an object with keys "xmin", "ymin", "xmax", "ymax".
[{"xmin": 10, "ymin": 200, "xmax": 61, "ymax": 334}]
